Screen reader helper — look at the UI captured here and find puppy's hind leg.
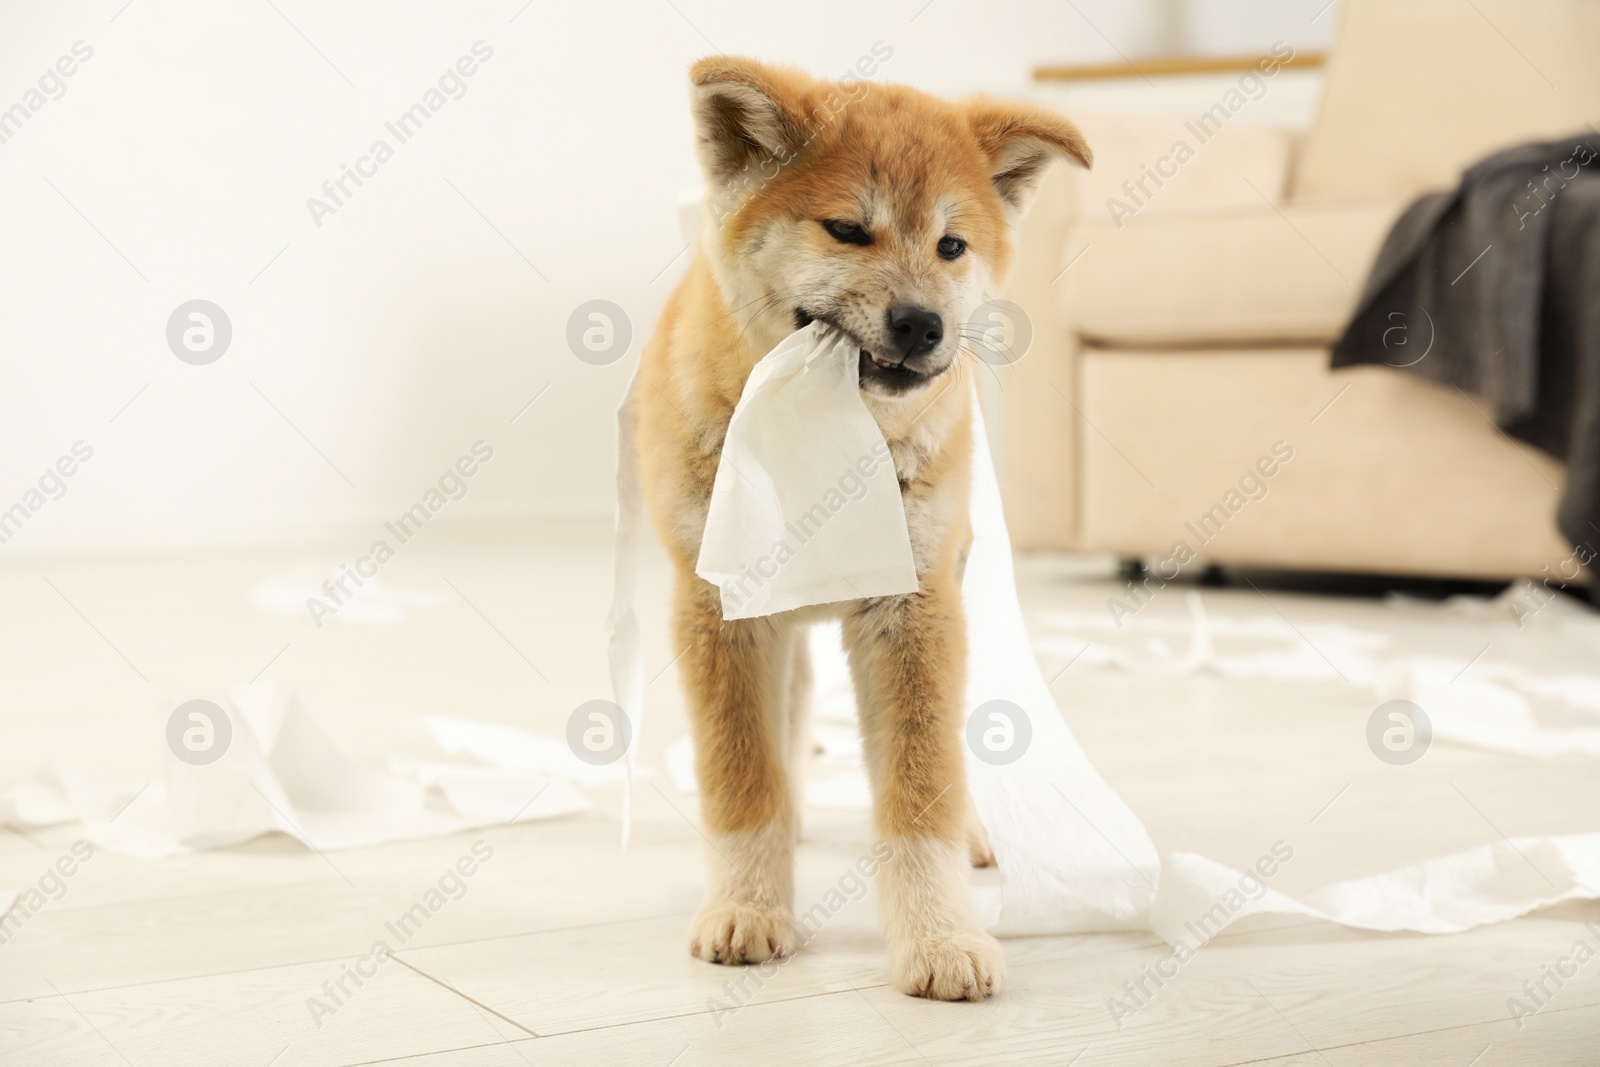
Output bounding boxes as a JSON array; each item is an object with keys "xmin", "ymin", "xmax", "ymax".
[{"xmin": 965, "ymin": 801, "xmax": 995, "ymax": 868}]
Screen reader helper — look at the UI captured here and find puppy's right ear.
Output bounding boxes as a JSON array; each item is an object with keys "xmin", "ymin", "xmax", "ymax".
[{"xmin": 689, "ymin": 56, "xmax": 809, "ymax": 196}]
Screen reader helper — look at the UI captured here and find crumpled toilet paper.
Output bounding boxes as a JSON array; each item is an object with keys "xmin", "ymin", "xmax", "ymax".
[
  {"xmin": 608, "ymin": 321, "xmax": 1600, "ymax": 944},
  {"xmin": 1035, "ymin": 602, "xmax": 1600, "ymax": 759},
  {"xmin": 696, "ymin": 322, "xmax": 918, "ymax": 619},
  {"xmin": 0, "ymin": 685, "xmax": 590, "ymax": 861}
]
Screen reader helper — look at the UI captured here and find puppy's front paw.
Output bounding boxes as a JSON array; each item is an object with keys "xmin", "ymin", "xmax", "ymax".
[
  {"xmin": 890, "ymin": 930, "xmax": 1005, "ymax": 1001},
  {"xmin": 688, "ymin": 900, "xmax": 794, "ymax": 965}
]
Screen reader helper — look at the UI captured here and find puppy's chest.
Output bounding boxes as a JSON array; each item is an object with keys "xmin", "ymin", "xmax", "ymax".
[{"xmin": 887, "ymin": 439, "xmax": 959, "ymax": 571}]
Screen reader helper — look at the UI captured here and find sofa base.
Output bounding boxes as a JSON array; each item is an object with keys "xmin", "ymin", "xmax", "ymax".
[{"xmin": 1064, "ymin": 347, "xmax": 1571, "ymax": 582}]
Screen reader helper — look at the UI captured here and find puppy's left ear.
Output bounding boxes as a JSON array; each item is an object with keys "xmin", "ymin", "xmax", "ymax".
[{"xmin": 965, "ymin": 99, "xmax": 1092, "ymax": 219}]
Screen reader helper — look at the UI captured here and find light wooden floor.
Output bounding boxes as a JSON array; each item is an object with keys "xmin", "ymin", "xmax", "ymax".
[{"xmin": 2, "ymin": 524, "xmax": 1597, "ymax": 1066}]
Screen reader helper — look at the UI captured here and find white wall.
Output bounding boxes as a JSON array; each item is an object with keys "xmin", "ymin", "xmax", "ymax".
[{"xmin": 0, "ymin": 0, "xmax": 1335, "ymax": 557}]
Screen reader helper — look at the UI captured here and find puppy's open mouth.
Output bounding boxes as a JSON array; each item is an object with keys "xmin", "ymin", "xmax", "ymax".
[
  {"xmin": 857, "ymin": 349, "xmax": 929, "ymax": 391},
  {"xmin": 795, "ymin": 308, "xmax": 933, "ymax": 394}
]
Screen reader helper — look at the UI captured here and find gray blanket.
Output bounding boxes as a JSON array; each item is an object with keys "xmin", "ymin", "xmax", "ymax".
[{"xmin": 1331, "ymin": 135, "xmax": 1600, "ymax": 577}]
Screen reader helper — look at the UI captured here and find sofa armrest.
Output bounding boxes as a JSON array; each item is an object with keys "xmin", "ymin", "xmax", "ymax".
[
  {"xmin": 999, "ymin": 163, "xmax": 1088, "ymax": 550},
  {"xmin": 1000, "ymin": 188, "xmax": 1407, "ymax": 551},
  {"xmin": 996, "ymin": 104, "xmax": 1306, "ymax": 549}
]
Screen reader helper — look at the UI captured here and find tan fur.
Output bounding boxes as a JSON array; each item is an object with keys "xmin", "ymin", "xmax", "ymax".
[{"xmin": 636, "ymin": 56, "xmax": 1089, "ymax": 1000}]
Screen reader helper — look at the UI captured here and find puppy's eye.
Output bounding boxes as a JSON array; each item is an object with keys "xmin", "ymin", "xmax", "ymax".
[
  {"xmin": 937, "ymin": 235, "xmax": 966, "ymax": 260},
  {"xmin": 822, "ymin": 219, "xmax": 871, "ymax": 246}
]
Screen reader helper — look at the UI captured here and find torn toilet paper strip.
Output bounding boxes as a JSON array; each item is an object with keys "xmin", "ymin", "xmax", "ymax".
[
  {"xmin": 607, "ymin": 371, "xmax": 648, "ymax": 848},
  {"xmin": 608, "ymin": 320, "xmax": 1600, "ymax": 943},
  {"xmin": 1152, "ymin": 834, "xmax": 1600, "ymax": 944}
]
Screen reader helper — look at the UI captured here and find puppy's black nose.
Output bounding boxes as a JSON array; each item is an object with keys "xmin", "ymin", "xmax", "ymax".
[{"xmin": 888, "ymin": 306, "xmax": 943, "ymax": 359}]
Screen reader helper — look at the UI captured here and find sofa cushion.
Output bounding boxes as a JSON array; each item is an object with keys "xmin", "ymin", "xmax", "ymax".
[{"xmin": 1058, "ymin": 201, "xmax": 1406, "ymax": 347}]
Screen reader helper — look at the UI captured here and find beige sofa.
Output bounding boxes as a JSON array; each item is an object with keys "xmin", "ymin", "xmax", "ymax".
[{"xmin": 1002, "ymin": 0, "xmax": 1600, "ymax": 580}]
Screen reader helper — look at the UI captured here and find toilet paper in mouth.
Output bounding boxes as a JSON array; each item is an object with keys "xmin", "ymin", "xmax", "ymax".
[
  {"xmin": 608, "ymin": 321, "xmax": 1600, "ymax": 943},
  {"xmin": 694, "ymin": 321, "xmax": 918, "ymax": 620}
]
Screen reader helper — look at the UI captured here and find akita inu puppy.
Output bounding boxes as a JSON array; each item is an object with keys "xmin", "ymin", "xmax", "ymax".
[{"xmin": 635, "ymin": 56, "xmax": 1089, "ymax": 1001}]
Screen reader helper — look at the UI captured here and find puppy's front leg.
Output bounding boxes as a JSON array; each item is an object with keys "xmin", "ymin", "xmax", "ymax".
[
  {"xmin": 676, "ymin": 576, "xmax": 796, "ymax": 965},
  {"xmin": 845, "ymin": 578, "xmax": 1004, "ymax": 1001}
]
